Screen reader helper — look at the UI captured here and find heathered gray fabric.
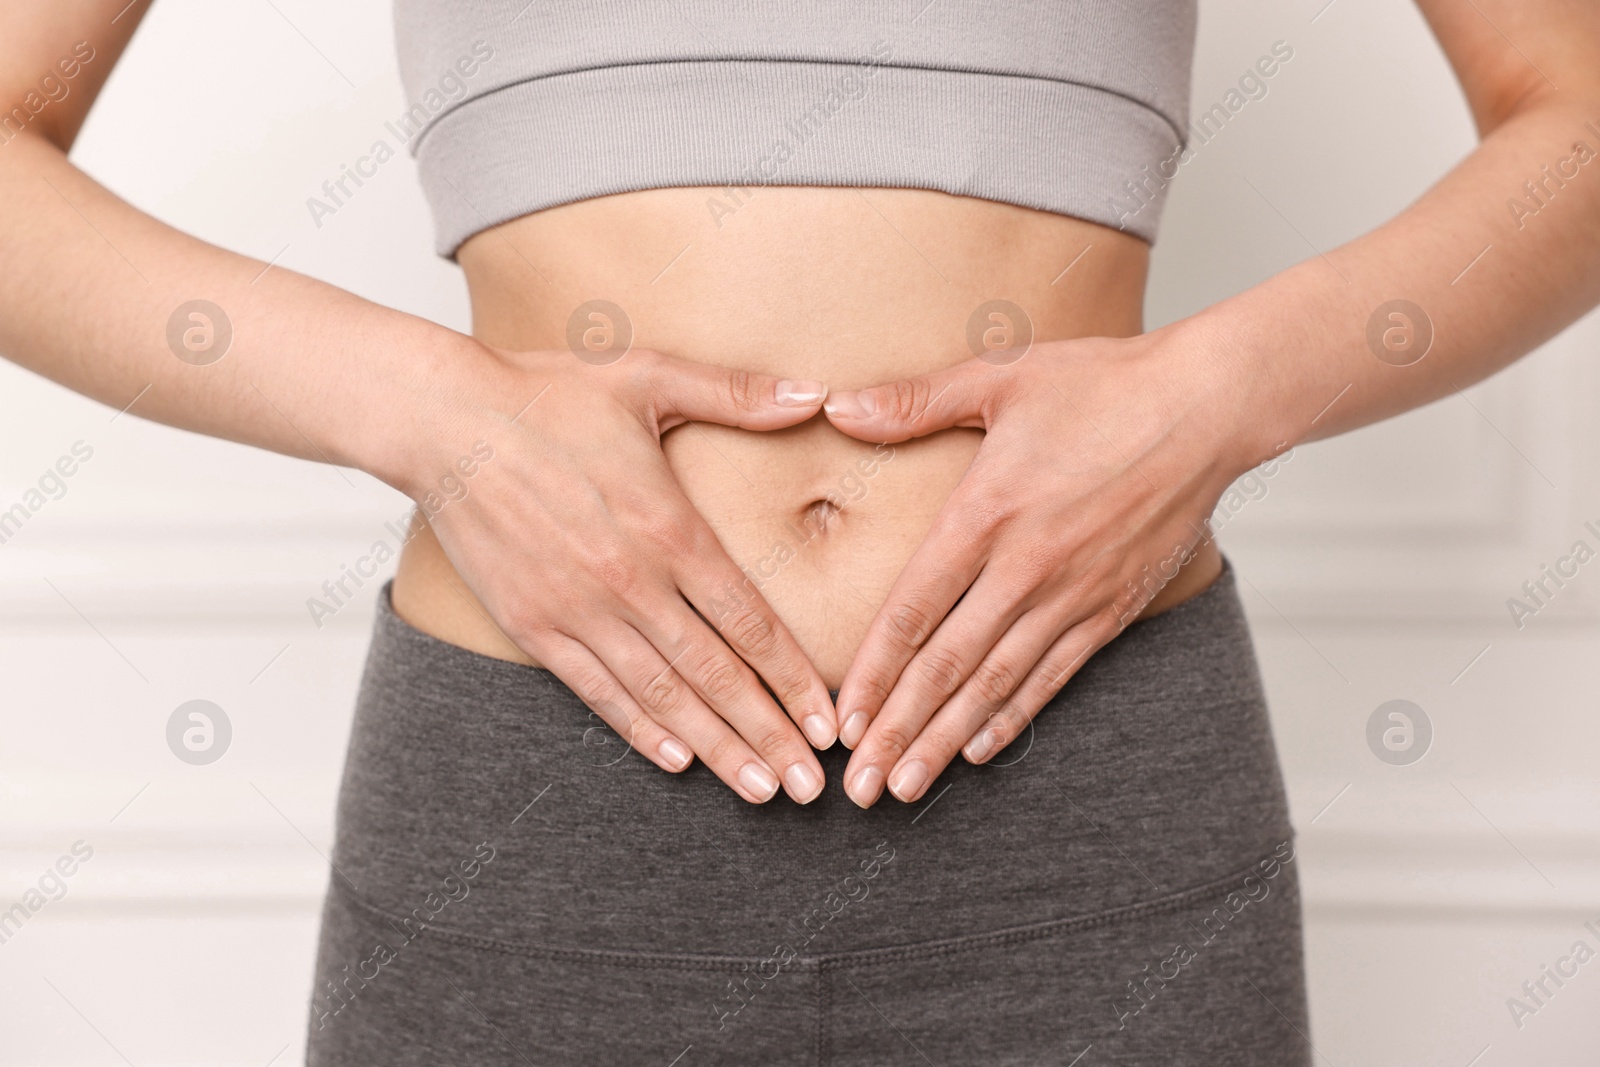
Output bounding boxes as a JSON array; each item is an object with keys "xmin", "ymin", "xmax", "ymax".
[
  {"xmin": 306, "ymin": 560, "xmax": 1308, "ymax": 1064},
  {"xmin": 392, "ymin": 0, "xmax": 1198, "ymax": 256}
]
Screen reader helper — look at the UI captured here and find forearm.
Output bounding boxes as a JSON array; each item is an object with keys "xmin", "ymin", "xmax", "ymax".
[
  {"xmin": 1191, "ymin": 90, "xmax": 1600, "ymax": 460},
  {"xmin": 0, "ymin": 131, "xmax": 477, "ymax": 491}
]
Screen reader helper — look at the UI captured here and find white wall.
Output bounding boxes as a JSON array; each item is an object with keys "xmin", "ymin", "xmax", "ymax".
[{"xmin": 2, "ymin": 0, "xmax": 1597, "ymax": 1063}]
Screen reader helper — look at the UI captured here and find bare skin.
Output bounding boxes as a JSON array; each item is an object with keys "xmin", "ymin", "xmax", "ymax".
[
  {"xmin": 819, "ymin": 0, "xmax": 1600, "ymax": 806},
  {"xmin": 3, "ymin": 1, "xmax": 1598, "ymax": 810},
  {"xmin": 394, "ymin": 187, "xmax": 1220, "ymax": 687}
]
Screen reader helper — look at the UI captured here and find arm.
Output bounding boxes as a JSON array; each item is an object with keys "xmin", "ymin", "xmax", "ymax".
[
  {"xmin": 0, "ymin": 1, "xmax": 443, "ymax": 477},
  {"xmin": 0, "ymin": 1, "xmax": 837, "ymax": 804},
  {"xmin": 1209, "ymin": 0, "xmax": 1600, "ymax": 447},
  {"xmin": 818, "ymin": 0, "xmax": 1600, "ymax": 806}
]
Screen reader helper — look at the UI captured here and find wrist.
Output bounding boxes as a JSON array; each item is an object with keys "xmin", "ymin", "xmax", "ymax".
[
  {"xmin": 346, "ymin": 321, "xmax": 500, "ymax": 500},
  {"xmin": 1162, "ymin": 297, "xmax": 1303, "ymax": 479}
]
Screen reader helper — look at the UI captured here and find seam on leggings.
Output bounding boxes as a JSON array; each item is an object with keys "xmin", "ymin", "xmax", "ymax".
[
  {"xmin": 1044, "ymin": 692, "xmax": 1267, "ymax": 731},
  {"xmin": 330, "ymin": 842, "xmax": 1294, "ymax": 973},
  {"xmin": 815, "ymin": 966, "xmax": 826, "ymax": 1067}
]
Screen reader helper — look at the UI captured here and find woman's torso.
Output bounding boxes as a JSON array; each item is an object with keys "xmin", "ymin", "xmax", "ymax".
[{"xmin": 391, "ymin": 186, "xmax": 1220, "ymax": 688}]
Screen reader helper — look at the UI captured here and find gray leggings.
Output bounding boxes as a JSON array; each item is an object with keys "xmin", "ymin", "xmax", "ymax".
[{"xmin": 307, "ymin": 561, "xmax": 1309, "ymax": 1066}]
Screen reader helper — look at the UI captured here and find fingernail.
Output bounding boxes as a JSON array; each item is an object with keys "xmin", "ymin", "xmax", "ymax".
[
  {"xmin": 888, "ymin": 759, "xmax": 929, "ymax": 802},
  {"xmin": 658, "ymin": 737, "xmax": 693, "ymax": 771},
  {"xmin": 784, "ymin": 763, "xmax": 824, "ymax": 804},
  {"xmin": 965, "ymin": 728, "xmax": 1001, "ymax": 763},
  {"xmin": 775, "ymin": 379, "xmax": 826, "ymax": 406},
  {"xmin": 846, "ymin": 765, "xmax": 885, "ymax": 808},
  {"xmin": 738, "ymin": 761, "xmax": 780, "ymax": 802},
  {"xmin": 823, "ymin": 391, "xmax": 876, "ymax": 418},
  {"xmin": 802, "ymin": 713, "xmax": 836, "ymax": 749},
  {"xmin": 840, "ymin": 711, "xmax": 870, "ymax": 749}
]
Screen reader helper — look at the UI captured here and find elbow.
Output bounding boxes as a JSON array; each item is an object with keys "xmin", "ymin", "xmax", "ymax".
[
  {"xmin": 1473, "ymin": 74, "xmax": 1600, "ymax": 140},
  {"xmin": 0, "ymin": 40, "xmax": 104, "ymax": 153},
  {"xmin": 1472, "ymin": 79, "xmax": 1558, "ymax": 139},
  {"xmin": 0, "ymin": 109, "xmax": 72, "ymax": 155}
]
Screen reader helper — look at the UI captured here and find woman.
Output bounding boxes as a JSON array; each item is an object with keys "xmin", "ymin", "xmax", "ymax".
[{"xmin": 4, "ymin": 0, "xmax": 1598, "ymax": 1063}]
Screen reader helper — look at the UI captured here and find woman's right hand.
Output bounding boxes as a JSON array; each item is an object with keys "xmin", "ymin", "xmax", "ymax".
[{"xmin": 400, "ymin": 340, "xmax": 836, "ymax": 804}]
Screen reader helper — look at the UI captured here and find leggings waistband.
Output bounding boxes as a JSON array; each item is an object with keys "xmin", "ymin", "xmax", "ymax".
[{"xmin": 326, "ymin": 556, "xmax": 1294, "ymax": 958}]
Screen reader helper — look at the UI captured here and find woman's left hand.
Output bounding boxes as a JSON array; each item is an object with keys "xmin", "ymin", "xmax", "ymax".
[{"xmin": 820, "ymin": 322, "xmax": 1274, "ymax": 807}]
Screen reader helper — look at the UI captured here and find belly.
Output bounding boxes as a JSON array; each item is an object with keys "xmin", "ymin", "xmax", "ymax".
[{"xmin": 392, "ymin": 185, "xmax": 1218, "ymax": 687}]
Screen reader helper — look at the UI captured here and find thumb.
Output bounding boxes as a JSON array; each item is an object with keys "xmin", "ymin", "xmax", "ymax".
[
  {"xmin": 822, "ymin": 359, "xmax": 1006, "ymax": 443},
  {"xmin": 643, "ymin": 351, "xmax": 826, "ymax": 432}
]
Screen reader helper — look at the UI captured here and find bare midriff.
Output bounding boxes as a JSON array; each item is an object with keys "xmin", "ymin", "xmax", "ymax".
[{"xmin": 391, "ymin": 186, "xmax": 1221, "ymax": 690}]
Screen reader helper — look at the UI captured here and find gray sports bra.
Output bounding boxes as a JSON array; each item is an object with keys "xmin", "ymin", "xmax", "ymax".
[{"xmin": 393, "ymin": 1, "xmax": 1197, "ymax": 258}]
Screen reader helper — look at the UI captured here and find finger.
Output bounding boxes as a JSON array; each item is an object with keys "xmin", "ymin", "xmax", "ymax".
[
  {"xmin": 883, "ymin": 607, "xmax": 1066, "ymax": 800},
  {"xmin": 629, "ymin": 606, "xmax": 827, "ymax": 805},
  {"xmin": 963, "ymin": 611, "xmax": 1122, "ymax": 765},
  {"xmin": 600, "ymin": 623, "xmax": 797, "ymax": 803},
  {"xmin": 676, "ymin": 523, "xmax": 838, "ymax": 749},
  {"xmin": 640, "ymin": 350, "xmax": 826, "ymax": 432},
  {"xmin": 844, "ymin": 571, "xmax": 1028, "ymax": 804},
  {"xmin": 582, "ymin": 485, "xmax": 836, "ymax": 754},
  {"xmin": 834, "ymin": 498, "xmax": 989, "ymax": 754},
  {"xmin": 821, "ymin": 358, "xmax": 1012, "ymax": 442},
  {"xmin": 535, "ymin": 635, "xmax": 695, "ymax": 774}
]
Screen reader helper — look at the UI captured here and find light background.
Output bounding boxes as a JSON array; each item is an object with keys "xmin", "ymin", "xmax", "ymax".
[{"xmin": 2, "ymin": 0, "xmax": 1598, "ymax": 1063}]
